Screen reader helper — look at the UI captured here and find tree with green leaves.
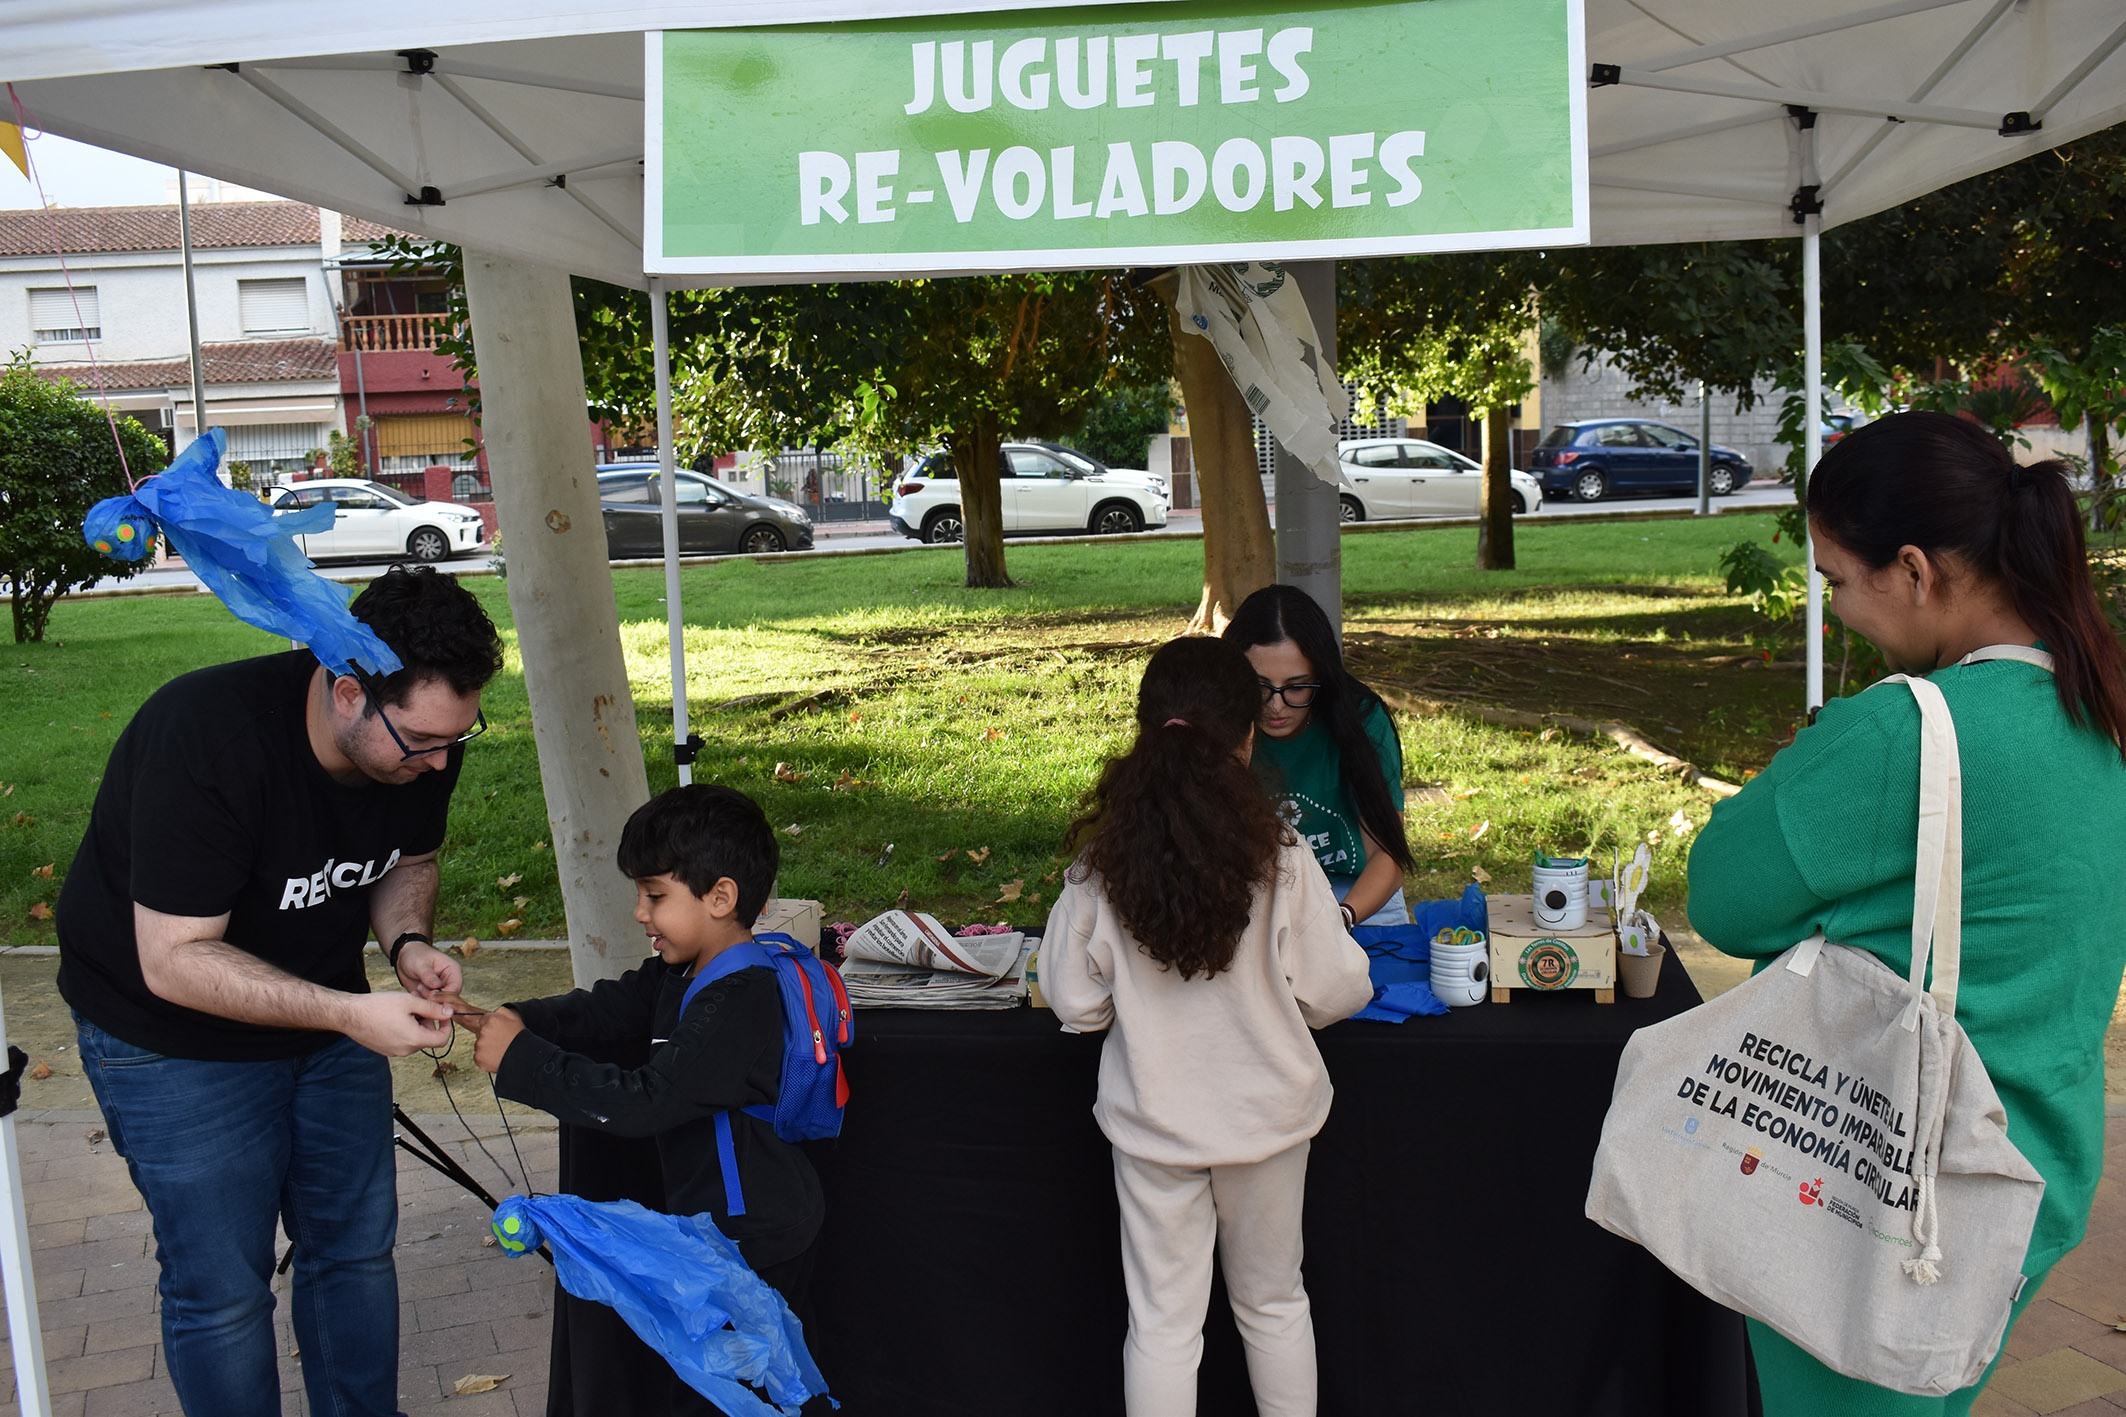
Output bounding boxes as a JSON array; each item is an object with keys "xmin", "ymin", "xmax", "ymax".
[
  {"xmin": 0, "ymin": 357, "xmax": 167, "ymax": 641},
  {"xmin": 1341, "ymin": 253, "xmax": 1543, "ymax": 569}
]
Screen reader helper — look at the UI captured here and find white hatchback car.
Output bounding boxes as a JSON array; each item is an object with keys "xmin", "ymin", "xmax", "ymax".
[
  {"xmin": 889, "ymin": 442, "xmax": 1169, "ymax": 544},
  {"xmin": 266, "ymin": 479, "xmax": 488, "ymax": 563},
  {"xmin": 1336, "ymin": 438, "xmax": 1544, "ymax": 521}
]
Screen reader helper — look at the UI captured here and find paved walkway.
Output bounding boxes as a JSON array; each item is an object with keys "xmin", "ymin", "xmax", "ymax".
[
  {"xmin": 0, "ymin": 1110, "xmax": 558, "ymax": 1417},
  {"xmin": 1, "ymin": 1100, "xmax": 2121, "ymax": 1415}
]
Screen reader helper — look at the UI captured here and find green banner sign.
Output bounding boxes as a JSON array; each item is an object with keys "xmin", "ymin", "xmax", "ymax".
[{"xmin": 647, "ymin": 0, "xmax": 1586, "ymax": 279}]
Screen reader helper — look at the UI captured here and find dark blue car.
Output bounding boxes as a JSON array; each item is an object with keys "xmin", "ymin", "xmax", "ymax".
[{"xmin": 1529, "ymin": 420, "xmax": 1753, "ymax": 502}]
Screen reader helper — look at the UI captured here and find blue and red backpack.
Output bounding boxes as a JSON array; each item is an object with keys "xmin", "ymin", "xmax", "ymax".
[{"xmin": 678, "ymin": 932, "xmax": 853, "ymax": 1217}]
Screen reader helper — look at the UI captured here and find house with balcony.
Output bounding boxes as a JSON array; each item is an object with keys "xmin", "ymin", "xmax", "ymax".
[
  {"xmin": 331, "ymin": 253, "xmax": 488, "ymax": 500},
  {"xmin": 0, "ymin": 200, "xmax": 403, "ymax": 477}
]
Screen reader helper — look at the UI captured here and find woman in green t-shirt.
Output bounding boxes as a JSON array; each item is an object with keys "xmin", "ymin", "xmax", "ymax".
[
  {"xmin": 1224, "ymin": 586, "xmax": 1417, "ymax": 927},
  {"xmin": 1687, "ymin": 412, "xmax": 2126, "ymax": 1416}
]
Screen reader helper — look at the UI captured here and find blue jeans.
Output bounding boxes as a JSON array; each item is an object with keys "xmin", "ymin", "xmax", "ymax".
[
  {"xmin": 1329, "ymin": 878, "xmax": 1410, "ymax": 927},
  {"xmin": 75, "ymin": 1015, "xmax": 403, "ymax": 1417}
]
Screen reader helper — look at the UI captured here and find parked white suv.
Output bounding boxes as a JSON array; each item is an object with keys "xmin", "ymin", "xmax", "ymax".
[
  {"xmin": 1336, "ymin": 438, "xmax": 1544, "ymax": 521},
  {"xmin": 889, "ymin": 441, "xmax": 1169, "ymax": 544}
]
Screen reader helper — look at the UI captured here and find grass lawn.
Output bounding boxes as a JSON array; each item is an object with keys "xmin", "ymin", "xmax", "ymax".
[{"xmin": 4, "ymin": 512, "xmax": 1807, "ymax": 949}]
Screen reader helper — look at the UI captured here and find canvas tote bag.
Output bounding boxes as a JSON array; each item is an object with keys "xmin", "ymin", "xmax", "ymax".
[{"xmin": 1585, "ymin": 648, "xmax": 2049, "ymax": 1396}]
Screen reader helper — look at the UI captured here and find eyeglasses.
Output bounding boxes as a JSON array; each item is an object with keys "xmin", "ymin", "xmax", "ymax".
[
  {"xmin": 1258, "ymin": 680, "xmax": 1321, "ymax": 708},
  {"xmin": 362, "ymin": 683, "xmax": 488, "ymax": 760}
]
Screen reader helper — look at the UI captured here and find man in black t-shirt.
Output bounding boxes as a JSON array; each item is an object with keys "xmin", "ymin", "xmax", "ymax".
[{"xmin": 58, "ymin": 565, "xmax": 503, "ymax": 1417}]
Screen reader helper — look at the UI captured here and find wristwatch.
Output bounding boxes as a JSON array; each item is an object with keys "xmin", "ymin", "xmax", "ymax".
[{"xmin": 387, "ymin": 931, "xmax": 431, "ymax": 971}]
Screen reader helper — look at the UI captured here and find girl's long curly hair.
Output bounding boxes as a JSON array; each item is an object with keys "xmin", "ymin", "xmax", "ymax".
[{"xmin": 1065, "ymin": 638, "xmax": 1289, "ymax": 980}]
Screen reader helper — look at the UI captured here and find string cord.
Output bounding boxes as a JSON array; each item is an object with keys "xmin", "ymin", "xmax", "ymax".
[
  {"xmin": 420, "ymin": 1026, "xmax": 537, "ymax": 1197},
  {"xmin": 5, "ymin": 84, "xmax": 138, "ymax": 492}
]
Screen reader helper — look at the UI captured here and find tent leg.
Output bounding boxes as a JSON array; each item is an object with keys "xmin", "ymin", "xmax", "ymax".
[
  {"xmin": 1697, "ymin": 380, "xmax": 1711, "ymax": 516},
  {"xmin": 649, "ymin": 278, "xmax": 693, "ymax": 787},
  {"xmin": 1273, "ymin": 261, "xmax": 1344, "ymax": 639},
  {"xmin": 0, "ymin": 981, "xmax": 53, "ymax": 1417},
  {"xmin": 461, "ymin": 249, "xmax": 651, "ymax": 987},
  {"xmin": 1803, "ymin": 217, "xmax": 1825, "ymax": 715}
]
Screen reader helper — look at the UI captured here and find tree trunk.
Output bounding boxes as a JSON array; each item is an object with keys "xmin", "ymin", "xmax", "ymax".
[
  {"xmin": 1477, "ymin": 405, "xmax": 1516, "ymax": 571},
  {"xmin": 953, "ymin": 413, "xmax": 1012, "ymax": 588},
  {"xmin": 461, "ymin": 249, "xmax": 653, "ymax": 987},
  {"xmin": 1163, "ymin": 296, "xmax": 1275, "ymax": 633},
  {"xmin": 2091, "ymin": 419, "xmax": 2114, "ymax": 533}
]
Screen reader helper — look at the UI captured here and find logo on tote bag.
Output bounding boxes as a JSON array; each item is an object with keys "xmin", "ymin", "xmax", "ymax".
[
  {"xmin": 1799, "ymin": 1178, "xmax": 1823, "ymax": 1207},
  {"xmin": 1741, "ymin": 1147, "xmax": 1762, "ymax": 1176}
]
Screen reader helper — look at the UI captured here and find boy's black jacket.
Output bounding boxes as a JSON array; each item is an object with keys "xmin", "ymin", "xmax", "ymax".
[{"xmin": 497, "ymin": 956, "xmax": 823, "ymax": 1267}]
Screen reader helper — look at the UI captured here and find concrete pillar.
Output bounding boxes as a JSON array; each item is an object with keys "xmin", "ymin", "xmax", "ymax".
[
  {"xmin": 1273, "ymin": 261, "xmax": 1342, "ymax": 638},
  {"xmin": 460, "ymin": 249, "xmax": 650, "ymax": 986}
]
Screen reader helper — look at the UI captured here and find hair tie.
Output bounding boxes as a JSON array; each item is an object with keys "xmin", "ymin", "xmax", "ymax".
[{"xmin": 1164, "ymin": 717, "xmax": 1190, "ymax": 728}]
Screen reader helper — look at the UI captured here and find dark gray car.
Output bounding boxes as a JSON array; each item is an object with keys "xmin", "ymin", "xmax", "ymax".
[{"xmin": 596, "ymin": 465, "xmax": 815, "ymax": 557}]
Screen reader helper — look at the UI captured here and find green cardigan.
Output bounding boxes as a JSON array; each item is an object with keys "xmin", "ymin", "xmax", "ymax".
[{"xmin": 1686, "ymin": 654, "xmax": 2126, "ymax": 1276}]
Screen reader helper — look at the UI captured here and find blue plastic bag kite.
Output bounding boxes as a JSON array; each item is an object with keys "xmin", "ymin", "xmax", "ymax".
[
  {"xmin": 1350, "ymin": 882, "xmax": 1489, "ymax": 1023},
  {"xmin": 492, "ymin": 1194, "xmax": 833, "ymax": 1417},
  {"xmin": 82, "ymin": 429, "xmax": 399, "ymax": 679}
]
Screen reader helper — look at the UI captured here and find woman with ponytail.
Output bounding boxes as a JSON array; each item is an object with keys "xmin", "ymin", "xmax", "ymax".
[
  {"xmin": 1688, "ymin": 411, "xmax": 2126, "ymax": 1416},
  {"xmin": 1224, "ymin": 585, "xmax": 1417, "ymax": 929},
  {"xmin": 1041, "ymin": 637, "xmax": 1373, "ymax": 1417}
]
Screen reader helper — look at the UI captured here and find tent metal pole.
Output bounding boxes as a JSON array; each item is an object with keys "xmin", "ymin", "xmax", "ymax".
[
  {"xmin": 0, "ymin": 977, "xmax": 53, "ymax": 1417},
  {"xmin": 650, "ymin": 278, "xmax": 692, "ymax": 787},
  {"xmin": 176, "ymin": 169, "xmax": 207, "ymax": 454},
  {"xmin": 1697, "ymin": 381, "xmax": 1711, "ymax": 516},
  {"xmin": 428, "ymin": 74, "xmax": 641, "ymax": 246},
  {"xmin": 1803, "ymin": 210, "xmax": 1825, "ymax": 715}
]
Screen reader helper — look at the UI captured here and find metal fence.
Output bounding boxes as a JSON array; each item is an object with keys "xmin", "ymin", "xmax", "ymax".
[{"xmin": 755, "ymin": 449, "xmax": 891, "ymax": 523}]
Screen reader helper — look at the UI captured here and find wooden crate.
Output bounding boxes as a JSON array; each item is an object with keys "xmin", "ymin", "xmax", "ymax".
[{"xmin": 1486, "ymin": 892, "xmax": 1616, "ymax": 1004}]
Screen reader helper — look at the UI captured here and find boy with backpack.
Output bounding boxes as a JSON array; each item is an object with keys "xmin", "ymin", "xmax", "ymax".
[{"xmin": 467, "ymin": 784, "xmax": 837, "ymax": 1412}]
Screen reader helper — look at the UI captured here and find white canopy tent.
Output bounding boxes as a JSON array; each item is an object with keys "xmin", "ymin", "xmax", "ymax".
[{"xmin": 2, "ymin": 8, "xmax": 2122, "ymax": 1405}]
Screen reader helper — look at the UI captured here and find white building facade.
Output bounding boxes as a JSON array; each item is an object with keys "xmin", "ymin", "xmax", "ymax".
[{"xmin": 0, "ymin": 201, "xmax": 391, "ymax": 476}]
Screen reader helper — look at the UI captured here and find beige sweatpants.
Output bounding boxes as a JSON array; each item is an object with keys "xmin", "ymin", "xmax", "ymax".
[{"xmin": 1111, "ymin": 1139, "xmax": 1316, "ymax": 1417}]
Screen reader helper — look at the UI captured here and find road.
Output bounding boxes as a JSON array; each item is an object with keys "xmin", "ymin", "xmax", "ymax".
[{"xmin": 85, "ymin": 483, "xmax": 1795, "ymax": 596}]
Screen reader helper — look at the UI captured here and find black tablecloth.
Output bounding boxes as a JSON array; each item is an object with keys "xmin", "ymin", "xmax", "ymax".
[
  {"xmin": 551, "ymin": 948, "xmax": 1755, "ymax": 1417},
  {"xmin": 807, "ymin": 946, "xmax": 1751, "ymax": 1417}
]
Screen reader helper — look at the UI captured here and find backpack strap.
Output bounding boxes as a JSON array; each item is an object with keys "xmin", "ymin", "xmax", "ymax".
[
  {"xmin": 1955, "ymin": 643, "xmax": 2055, "ymax": 672},
  {"xmin": 675, "ymin": 939, "xmax": 776, "ymax": 1220}
]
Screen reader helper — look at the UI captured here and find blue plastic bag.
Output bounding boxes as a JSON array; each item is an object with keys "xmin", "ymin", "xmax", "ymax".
[
  {"xmin": 1349, "ymin": 883, "xmax": 1489, "ymax": 1022},
  {"xmin": 491, "ymin": 1194, "xmax": 832, "ymax": 1417},
  {"xmin": 82, "ymin": 429, "xmax": 400, "ymax": 679}
]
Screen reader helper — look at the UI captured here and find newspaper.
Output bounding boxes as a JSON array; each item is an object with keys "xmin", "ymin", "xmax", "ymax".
[
  {"xmin": 1172, "ymin": 261, "xmax": 1351, "ymax": 490},
  {"xmin": 837, "ymin": 911, "xmax": 1031, "ymax": 1009}
]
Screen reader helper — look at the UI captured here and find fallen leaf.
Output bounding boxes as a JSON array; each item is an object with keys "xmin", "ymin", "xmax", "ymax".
[
  {"xmin": 966, "ymin": 846, "xmax": 991, "ymax": 864},
  {"xmin": 774, "ymin": 761, "xmax": 807, "ymax": 783},
  {"xmin": 86, "ymin": 1128, "xmax": 104, "ymax": 1144},
  {"xmin": 27, "ymin": 1063, "xmax": 50, "ymax": 1080},
  {"xmin": 1454, "ymin": 787, "xmax": 1483, "ymax": 800},
  {"xmin": 1469, "ymin": 821, "xmax": 1490, "ymax": 842},
  {"xmin": 1029, "ymin": 891, "xmax": 1044, "ymax": 904},
  {"xmin": 981, "ymin": 727, "xmax": 1005, "ymax": 741},
  {"xmin": 31, "ymin": 863, "xmax": 53, "ymax": 879},
  {"xmin": 1, "ymin": 784, "xmax": 12, "ymax": 796},
  {"xmin": 461, "ymin": 937, "xmax": 481, "ymax": 955},
  {"xmin": 496, "ymin": 873, "xmax": 522, "ymax": 889},
  {"xmin": 1690, "ymin": 681, "xmax": 1710, "ymax": 689},
  {"xmin": 531, "ymin": 841, "xmax": 547, "ymax": 852},
  {"xmin": 481, "ymin": 1234, "xmax": 497, "ymax": 1248},
  {"xmin": 848, "ymin": 711, "xmax": 862, "ymax": 724},
  {"xmin": 997, "ymin": 879, "xmax": 1024, "ymax": 903},
  {"xmin": 1539, "ymin": 728, "xmax": 1560, "ymax": 743},
  {"xmin": 496, "ymin": 918, "xmax": 522, "ymax": 936},
  {"xmin": 782, "ymin": 822, "xmax": 804, "ymax": 836},
  {"xmin": 512, "ymin": 895, "xmax": 530, "ymax": 909},
  {"xmin": 1042, "ymin": 870, "xmax": 1059, "ymax": 884},
  {"xmin": 28, "ymin": 902, "xmax": 51, "ymax": 921},
  {"xmin": 431, "ymin": 1060, "xmax": 458, "ymax": 1078},
  {"xmin": 1471, "ymin": 865, "xmax": 1492, "ymax": 884},
  {"xmin": 1668, "ymin": 809, "xmax": 1695, "ymax": 836},
  {"xmin": 895, "ymin": 888, "xmax": 911, "ymax": 910},
  {"xmin": 2112, "ymin": 1316, "xmax": 2126, "ymax": 1333},
  {"xmin": 1646, "ymin": 829, "xmax": 1662, "ymax": 844},
  {"xmin": 11, "ymin": 813, "xmax": 34, "ymax": 828},
  {"xmin": 936, "ymin": 847, "xmax": 957, "ymax": 863},
  {"xmin": 452, "ymin": 1374, "xmax": 510, "ymax": 1396}
]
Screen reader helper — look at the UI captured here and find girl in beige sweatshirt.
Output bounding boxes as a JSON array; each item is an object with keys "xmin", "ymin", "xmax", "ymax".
[{"xmin": 1042, "ymin": 636, "xmax": 1375, "ymax": 1417}]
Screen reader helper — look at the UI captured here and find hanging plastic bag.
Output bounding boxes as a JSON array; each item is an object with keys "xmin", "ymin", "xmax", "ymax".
[
  {"xmin": 491, "ymin": 1194, "xmax": 833, "ymax": 1417},
  {"xmin": 82, "ymin": 428, "xmax": 398, "ymax": 678}
]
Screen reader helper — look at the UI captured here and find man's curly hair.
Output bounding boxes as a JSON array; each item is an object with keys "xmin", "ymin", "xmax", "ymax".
[{"xmin": 348, "ymin": 565, "xmax": 503, "ymax": 705}]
